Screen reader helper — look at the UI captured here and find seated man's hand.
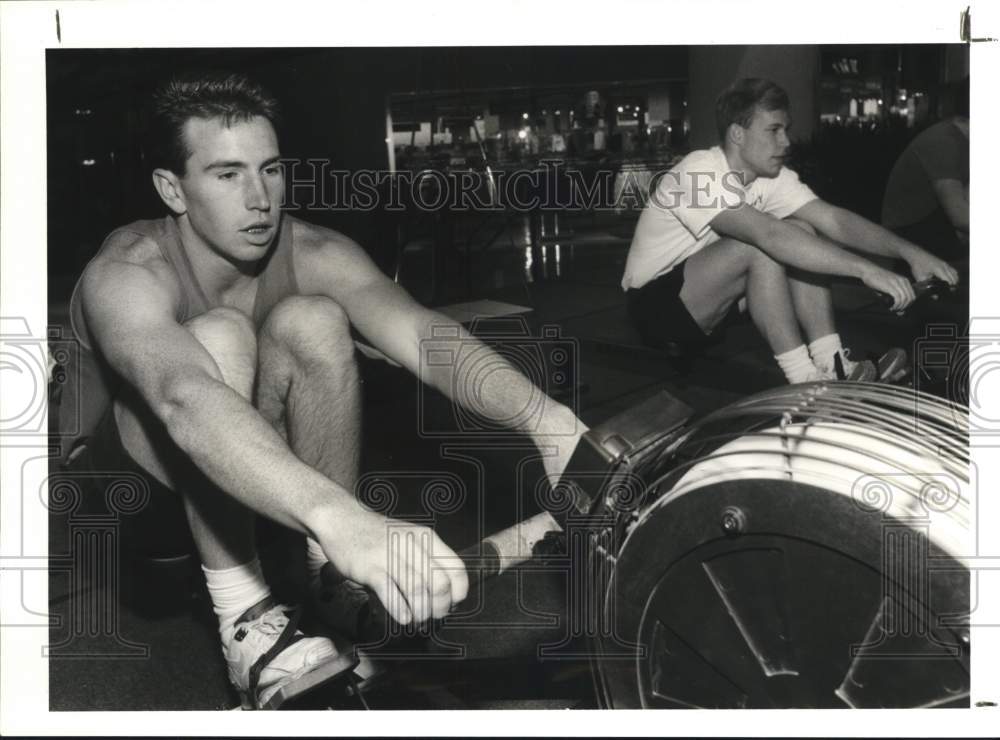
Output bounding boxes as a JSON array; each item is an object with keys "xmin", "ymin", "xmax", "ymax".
[
  {"xmin": 317, "ymin": 505, "xmax": 469, "ymax": 627},
  {"xmin": 905, "ymin": 248, "xmax": 960, "ymax": 286},
  {"xmin": 858, "ymin": 264, "xmax": 916, "ymax": 311}
]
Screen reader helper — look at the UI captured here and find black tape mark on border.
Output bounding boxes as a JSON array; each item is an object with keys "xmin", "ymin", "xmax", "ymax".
[{"xmin": 961, "ymin": 6, "xmax": 997, "ymax": 43}]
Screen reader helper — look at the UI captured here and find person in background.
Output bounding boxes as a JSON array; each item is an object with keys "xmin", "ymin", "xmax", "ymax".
[
  {"xmin": 622, "ymin": 78, "xmax": 958, "ymax": 385},
  {"xmin": 882, "ymin": 78, "xmax": 969, "ymax": 261}
]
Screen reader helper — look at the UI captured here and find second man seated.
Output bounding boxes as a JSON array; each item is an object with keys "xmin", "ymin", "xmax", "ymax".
[{"xmin": 622, "ymin": 78, "xmax": 958, "ymax": 384}]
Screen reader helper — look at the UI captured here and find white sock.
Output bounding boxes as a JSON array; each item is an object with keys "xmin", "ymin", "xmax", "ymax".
[
  {"xmin": 774, "ymin": 344, "xmax": 820, "ymax": 384},
  {"xmin": 305, "ymin": 537, "xmax": 329, "ymax": 592},
  {"xmin": 807, "ymin": 333, "xmax": 844, "ymax": 374},
  {"xmin": 202, "ymin": 558, "xmax": 271, "ymax": 636}
]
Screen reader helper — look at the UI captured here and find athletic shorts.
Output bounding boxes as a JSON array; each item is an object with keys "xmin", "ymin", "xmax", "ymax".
[
  {"xmin": 65, "ymin": 404, "xmax": 196, "ymax": 559},
  {"xmin": 626, "ymin": 259, "xmax": 731, "ymax": 348}
]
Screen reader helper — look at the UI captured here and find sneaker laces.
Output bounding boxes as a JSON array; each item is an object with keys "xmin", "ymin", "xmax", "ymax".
[
  {"xmin": 235, "ymin": 609, "xmax": 289, "ymax": 644},
  {"xmin": 803, "ymin": 367, "xmax": 829, "ymax": 383},
  {"xmin": 229, "ymin": 601, "xmax": 307, "ymax": 704},
  {"xmin": 832, "ymin": 348, "xmax": 880, "ymax": 382}
]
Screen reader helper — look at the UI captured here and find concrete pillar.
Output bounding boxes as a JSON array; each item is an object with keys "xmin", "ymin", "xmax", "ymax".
[
  {"xmin": 647, "ymin": 86, "xmax": 672, "ymax": 127},
  {"xmin": 688, "ymin": 46, "xmax": 821, "ymax": 149}
]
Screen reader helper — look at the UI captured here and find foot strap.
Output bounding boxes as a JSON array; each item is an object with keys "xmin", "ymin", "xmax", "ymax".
[
  {"xmin": 833, "ymin": 352, "xmax": 847, "ymax": 381},
  {"xmin": 241, "ymin": 601, "xmax": 305, "ymax": 708}
]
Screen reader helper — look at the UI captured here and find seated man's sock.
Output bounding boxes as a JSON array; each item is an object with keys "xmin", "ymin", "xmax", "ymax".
[
  {"xmin": 775, "ymin": 344, "xmax": 821, "ymax": 384},
  {"xmin": 808, "ymin": 333, "xmax": 876, "ymax": 381},
  {"xmin": 203, "ymin": 558, "xmax": 271, "ymax": 636}
]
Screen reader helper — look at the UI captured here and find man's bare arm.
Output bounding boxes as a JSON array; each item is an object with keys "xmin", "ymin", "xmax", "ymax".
[
  {"xmin": 295, "ymin": 234, "xmax": 586, "ymax": 485},
  {"xmin": 81, "ymin": 257, "xmax": 466, "ymax": 623},
  {"xmin": 791, "ymin": 199, "xmax": 959, "ymax": 284},
  {"xmin": 710, "ymin": 204, "xmax": 916, "ymax": 309},
  {"xmin": 932, "ymin": 178, "xmax": 969, "ymax": 233},
  {"xmin": 82, "ymin": 258, "xmax": 351, "ymax": 533}
]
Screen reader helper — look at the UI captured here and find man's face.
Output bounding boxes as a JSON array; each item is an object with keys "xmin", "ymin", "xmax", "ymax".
[
  {"xmin": 174, "ymin": 115, "xmax": 284, "ymax": 262},
  {"xmin": 735, "ymin": 106, "xmax": 791, "ymax": 179}
]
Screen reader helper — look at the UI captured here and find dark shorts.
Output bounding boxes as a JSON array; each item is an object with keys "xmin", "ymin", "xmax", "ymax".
[
  {"xmin": 66, "ymin": 404, "xmax": 196, "ymax": 559},
  {"xmin": 626, "ymin": 259, "xmax": 730, "ymax": 348}
]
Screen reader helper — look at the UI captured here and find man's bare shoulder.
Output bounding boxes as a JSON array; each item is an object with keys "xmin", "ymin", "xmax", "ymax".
[
  {"xmin": 81, "ymin": 231, "xmax": 182, "ymax": 312},
  {"xmin": 290, "ymin": 217, "xmax": 384, "ymax": 294},
  {"xmin": 291, "ymin": 218, "xmax": 366, "ymax": 259}
]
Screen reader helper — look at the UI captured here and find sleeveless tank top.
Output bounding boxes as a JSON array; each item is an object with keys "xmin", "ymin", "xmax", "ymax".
[{"xmin": 58, "ymin": 214, "xmax": 300, "ymax": 462}]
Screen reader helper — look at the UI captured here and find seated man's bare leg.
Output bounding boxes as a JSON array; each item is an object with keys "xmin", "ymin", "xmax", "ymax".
[
  {"xmin": 115, "ymin": 304, "xmax": 343, "ymax": 707},
  {"xmin": 783, "ymin": 218, "xmax": 836, "ymax": 342},
  {"xmin": 114, "ymin": 306, "xmax": 258, "ymax": 569},
  {"xmin": 255, "ymin": 295, "xmax": 360, "ymax": 492},
  {"xmin": 679, "ymin": 236, "xmax": 804, "ymax": 354},
  {"xmin": 782, "ymin": 218, "xmax": 878, "ymax": 380},
  {"xmin": 254, "ymin": 296, "xmax": 360, "ymax": 592}
]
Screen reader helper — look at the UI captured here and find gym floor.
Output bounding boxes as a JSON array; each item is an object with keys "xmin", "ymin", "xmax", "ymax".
[{"xmin": 46, "ymin": 208, "xmax": 968, "ymax": 710}]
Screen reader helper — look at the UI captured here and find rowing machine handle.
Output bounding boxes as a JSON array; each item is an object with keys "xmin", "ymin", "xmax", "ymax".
[
  {"xmin": 875, "ymin": 277, "xmax": 956, "ymax": 310},
  {"xmin": 331, "ymin": 390, "xmax": 694, "ymax": 641},
  {"xmin": 334, "ymin": 510, "xmax": 561, "ymax": 641}
]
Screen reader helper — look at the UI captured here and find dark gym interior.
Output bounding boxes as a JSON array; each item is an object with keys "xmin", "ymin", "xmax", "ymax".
[{"xmin": 45, "ymin": 45, "xmax": 971, "ymax": 711}]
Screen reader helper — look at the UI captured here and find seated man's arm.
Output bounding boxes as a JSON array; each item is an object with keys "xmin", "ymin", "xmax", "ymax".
[
  {"xmin": 710, "ymin": 203, "xmax": 916, "ymax": 309},
  {"xmin": 82, "ymin": 256, "xmax": 463, "ymax": 624},
  {"xmin": 296, "ymin": 233, "xmax": 586, "ymax": 487},
  {"xmin": 791, "ymin": 199, "xmax": 960, "ymax": 284},
  {"xmin": 932, "ymin": 178, "xmax": 969, "ymax": 234}
]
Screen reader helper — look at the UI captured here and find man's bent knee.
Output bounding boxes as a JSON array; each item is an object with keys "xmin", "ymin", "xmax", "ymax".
[
  {"xmin": 690, "ymin": 237, "xmax": 750, "ymax": 273},
  {"xmin": 184, "ymin": 307, "xmax": 258, "ymax": 396},
  {"xmin": 262, "ymin": 295, "xmax": 353, "ymax": 359},
  {"xmin": 185, "ymin": 307, "xmax": 257, "ymax": 356},
  {"xmin": 783, "ymin": 217, "xmax": 816, "ymax": 235},
  {"xmin": 738, "ymin": 240, "xmax": 785, "ymax": 274}
]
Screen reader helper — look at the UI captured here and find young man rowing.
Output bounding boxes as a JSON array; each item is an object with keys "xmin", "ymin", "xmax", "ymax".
[
  {"xmin": 61, "ymin": 72, "xmax": 585, "ymax": 708},
  {"xmin": 623, "ymin": 78, "xmax": 958, "ymax": 384}
]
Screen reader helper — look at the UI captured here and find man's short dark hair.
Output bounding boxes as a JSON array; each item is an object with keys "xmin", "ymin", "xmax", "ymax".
[
  {"xmin": 715, "ymin": 78, "xmax": 790, "ymax": 141},
  {"xmin": 148, "ymin": 71, "xmax": 281, "ymax": 175}
]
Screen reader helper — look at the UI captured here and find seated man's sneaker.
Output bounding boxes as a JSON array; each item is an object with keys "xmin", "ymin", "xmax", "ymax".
[
  {"xmin": 223, "ymin": 596, "xmax": 351, "ymax": 709},
  {"xmin": 311, "ymin": 563, "xmax": 380, "ymax": 642},
  {"xmin": 877, "ymin": 347, "xmax": 910, "ymax": 383},
  {"xmin": 829, "ymin": 348, "xmax": 877, "ymax": 382},
  {"xmin": 802, "ymin": 367, "xmax": 832, "ymax": 383}
]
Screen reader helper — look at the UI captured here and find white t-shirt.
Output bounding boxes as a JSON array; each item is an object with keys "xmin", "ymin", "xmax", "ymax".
[{"xmin": 621, "ymin": 146, "xmax": 817, "ymax": 290}]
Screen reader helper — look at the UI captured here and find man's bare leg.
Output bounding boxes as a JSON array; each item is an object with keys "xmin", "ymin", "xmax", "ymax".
[
  {"xmin": 254, "ymin": 295, "xmax": 362, "ymax": 595},
  {"xmin": 783, "ymin": 218, "xmax": 837, "ymax": 342},
  {"xmin": 114, "ymin": 304, "xmax": 342, "ymax": 707},
  {"xmin": 255, "ymin": 295, "xmax": 361, "ymax": 493},
  {"xmin": 781, "ymin": 218, "xmax": 878, "ymax": 380},
  {"xmin": 114, "ymin": 306, "xmax": 259, "ymax": 570},
  {"xmin": 787, "ymin": 267, "xmax": 837, "ymax": 341},
  {"xmin": 679, "ymin": 236, "xmax": 805, "ymax": 354},
  {"xmin": 255, "ymin": 295, "xmax": 459, "ymax": 628}
]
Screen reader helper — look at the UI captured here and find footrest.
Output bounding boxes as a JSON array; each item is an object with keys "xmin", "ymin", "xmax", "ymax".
[{"xmin": 258, "ymin": 651, "xmax": 360, "ymax": 710}]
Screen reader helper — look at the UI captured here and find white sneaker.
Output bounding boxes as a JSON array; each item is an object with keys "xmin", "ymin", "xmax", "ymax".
[
  {"xmin": 877, "ymin": 347, "xmax": 910, "ymax": 383},
  {"xmin": 802, "ymin": 367, "xmax": 831, "ymax": 383},
  {"xmin": 823, "ymin": 348, "xmax": 877, "ymax": 382},
  {"xmin": 312, "ymin": 564, "xmax": 382, "ymax": 641},
  {"xmin": 223, "ymin": 597, "xmax": 348, "ymax": 709}
]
